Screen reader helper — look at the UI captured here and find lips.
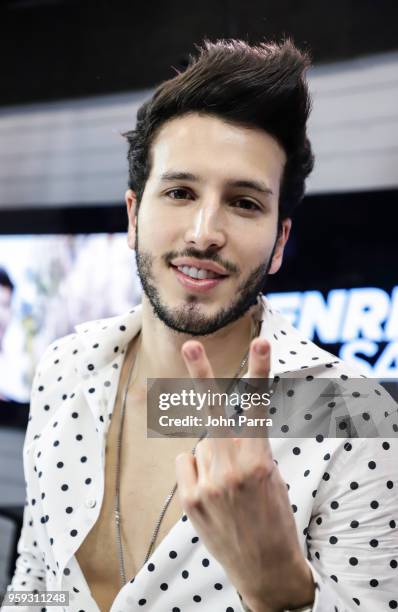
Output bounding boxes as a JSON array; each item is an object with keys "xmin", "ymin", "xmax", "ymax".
[
  {"xmin": 175, "ymin": 265, "xmax": 222, "ymax": 280},
  {"xmin": 170, "ymin": 258, "xmax": 229, "ymax": 276},
  {"xmin": 171, "ymin": 264, "xmax": 228, "ymax": 293}
]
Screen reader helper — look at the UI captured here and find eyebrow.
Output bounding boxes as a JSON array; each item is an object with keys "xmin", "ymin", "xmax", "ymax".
[{"xmin": 159, "ymin": 171, "xmax": 274, "ymax": 196}]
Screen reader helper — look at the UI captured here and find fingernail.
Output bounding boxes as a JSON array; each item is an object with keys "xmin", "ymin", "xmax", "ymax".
[
  {"xmin": 255, "ymin": 341, "xmax": 268, "ymax": 355},
  {"xmin": 185, "ymin": 345, "xmax": 200, "ymax": 360}
]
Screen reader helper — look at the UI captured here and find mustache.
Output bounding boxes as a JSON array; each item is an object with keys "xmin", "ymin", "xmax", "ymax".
[{"xmin": 164, "ymin": 249, "xmax": 239, "ymax": 276}]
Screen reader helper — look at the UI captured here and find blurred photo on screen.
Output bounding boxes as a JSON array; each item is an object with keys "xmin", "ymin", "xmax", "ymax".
[{"xmin": 0, "ymin": 234, "xmax": 142, "ymax": 403}]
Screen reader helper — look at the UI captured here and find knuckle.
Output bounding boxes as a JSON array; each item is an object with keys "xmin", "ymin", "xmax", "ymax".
[
  {"xmin": 249, "ymin": 460, "xmax": 274, "ymax": 481},
  {"xmin": 181, "ymin": 492, "xmax": 202, "ymax": 512},
  {"xmin": 225, "ymin": 470, "xmax": 243, "ymax": 490},
  {"xmin": 199, "ymin": 481, "xmax": 221, "ymax": 500},
  {"xmin": 216, "ymin": 470, "xmax": 244, "ymax": 491}
]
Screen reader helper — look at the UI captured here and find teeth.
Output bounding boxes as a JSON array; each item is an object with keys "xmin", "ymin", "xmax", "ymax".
[
  {"xmin": 197, "ymin": 268, "xmax": 210, "ymax": 280},
  {"xmin": 177, "ymin": 265, "xmax": 219, "ymax": 280}
]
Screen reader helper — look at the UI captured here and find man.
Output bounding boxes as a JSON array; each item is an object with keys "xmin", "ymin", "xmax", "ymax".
[
  {"xmin": 2, "ymin": 39, "xmax": 397, "ymax": 612},
  {"xmin": 0, "ymin": 267, "xmax": 25, "ymax": 403},
  {"xmin": 0, "ymin": 268, "xmax": 13, "ymax": 354}
]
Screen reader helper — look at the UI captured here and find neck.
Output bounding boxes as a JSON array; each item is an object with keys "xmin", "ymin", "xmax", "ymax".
[{"xmin": 131, "ymin": 296, "xmax": 262, "ymax": 391}]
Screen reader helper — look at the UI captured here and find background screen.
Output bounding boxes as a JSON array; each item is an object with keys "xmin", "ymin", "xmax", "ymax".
[
  {"xmin": 0, "ymin": 189, "xmax": 397, "ymax": 404},
  {"xmin": 0, "ymin": 233, "xmax": 141, "ymax": 403}
]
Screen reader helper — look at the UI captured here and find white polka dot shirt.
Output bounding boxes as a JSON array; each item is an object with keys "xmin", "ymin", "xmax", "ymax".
[{"xmin": 2, "ymin": 296, "xmax": 397, "ymax": 612}]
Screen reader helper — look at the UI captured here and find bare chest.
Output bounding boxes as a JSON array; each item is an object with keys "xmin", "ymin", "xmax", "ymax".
[{"xmin": 75, "ymin": 387, "xmax": 196, "ymax": 611}]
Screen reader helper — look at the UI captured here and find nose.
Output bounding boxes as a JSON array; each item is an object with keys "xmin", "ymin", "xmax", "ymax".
[{"xmin": 184, "ymin": 201, "xmax": 226, "ymax": 251}]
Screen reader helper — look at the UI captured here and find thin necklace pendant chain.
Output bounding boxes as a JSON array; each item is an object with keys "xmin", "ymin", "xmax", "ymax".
[{"xmin": 115, "ymin": 313, "xmax": 262, "ymax": 587}]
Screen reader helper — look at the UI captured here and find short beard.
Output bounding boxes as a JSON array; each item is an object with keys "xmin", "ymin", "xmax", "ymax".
[{"xmin": 134, "ymin": 222, "xmax": 277, "ymax": 337}]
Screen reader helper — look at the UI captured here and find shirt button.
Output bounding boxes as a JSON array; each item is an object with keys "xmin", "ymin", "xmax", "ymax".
[{"xmin": 85, "ymin": 498, "xmax": 96, "ymax": 508}]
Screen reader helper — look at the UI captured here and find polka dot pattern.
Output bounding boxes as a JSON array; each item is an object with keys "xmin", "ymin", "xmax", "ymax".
[{"xmin": 2, "ymin": 298, "xmax": 397, "ymax": 612}]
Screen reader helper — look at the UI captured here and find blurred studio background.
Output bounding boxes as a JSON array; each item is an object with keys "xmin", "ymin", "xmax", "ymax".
[{"xmin": 0, "ymin": 0, "xmax": 397, "ymax": 595}]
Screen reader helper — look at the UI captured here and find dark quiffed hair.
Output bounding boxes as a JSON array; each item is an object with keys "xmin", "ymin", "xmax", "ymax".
[
  {"xmin": 0, "ymin": 268, "xmax": 14, "ymax": 292},
  {"xmin": 124, "ymin": 38, "xmax": 314, "ymax": 220}
]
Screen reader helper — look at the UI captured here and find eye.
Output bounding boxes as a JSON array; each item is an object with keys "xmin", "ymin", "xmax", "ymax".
[
  {"xmin": 232, "ymin": 199, "xmax": 261, "ymax": 212},
  {"xmin": 166, "ymin": 188, "xmax": 193, "ymax": 200}
]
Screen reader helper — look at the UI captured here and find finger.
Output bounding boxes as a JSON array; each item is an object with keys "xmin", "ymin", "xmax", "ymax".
[
  {"xmin": 175, "ymin": 451, "xmax": 200, "ymax": 515},
  {"xmin": 193, "ymin": 437, "xmax": 213, "ymax": 481},
  {"xmin": 181, "ymin": 340, "xmax": 221, "ymax": 420},
  {"xmin": 195, "ymin": 436, "xmax": 241, "ymax": 500},
  {"xmin": 247, "ymin": 338, "xmax": 271, "ymax": 379},
  {"xmin": 181, "ymin": 341, "xmax": 213, "ymax": 379},
  {"xmin": 238, "ymin": 338, "xmax": 273, "ymax": 449},
  {"xmin": 181, "ymin": 342, "xmax": 237, "ymax": 457},
  {"xmin": 181, "ymin": 341, "xmax": 231, "ymax": 438}
]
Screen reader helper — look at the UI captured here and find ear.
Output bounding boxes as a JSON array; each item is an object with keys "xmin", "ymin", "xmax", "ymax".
[
  {"xmin": 125, "ymin": 189, "xmax": 138, "ymax": 250},
  {"xmin": 268, "ymin": 218, "xmax": 292, "ymax": 275}
]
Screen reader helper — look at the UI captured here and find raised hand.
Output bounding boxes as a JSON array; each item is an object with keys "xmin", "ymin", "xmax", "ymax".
[{"xmin": 175, "ymin": 337, "xmax": 315, "ymax": 612}]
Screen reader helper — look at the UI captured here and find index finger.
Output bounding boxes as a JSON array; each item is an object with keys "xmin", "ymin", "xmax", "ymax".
[
  {"xmin": 181, "ymin": 341, "xmax": 242, "ymax": 453},
  {"xmin": 237, "ymin": 337, "xmax": 273, "ymax": 455}
]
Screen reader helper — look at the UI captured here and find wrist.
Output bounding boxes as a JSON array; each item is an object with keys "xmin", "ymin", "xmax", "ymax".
[
  {"xmin": 237, "ymin": 556, "xmax": 315, "ymax": 612},
  {"xmin": 238, "ymin": 591, "xmax": 312, "ymax": 612}
]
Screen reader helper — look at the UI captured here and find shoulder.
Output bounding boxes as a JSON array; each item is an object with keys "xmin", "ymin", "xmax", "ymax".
[
  {"xmin": 31, "ymin": 308, "xmax": 134, "ymax": 390},
  {"xmin": 25, "ymin": 310, "xmax": 129, "ymax": 448},
  {"xmin": 261, "ymin": 296, "xmax": 396, "ymax": 432},
  {"xmin": 24, "ymin": 331, "xmax": 83, "ymax": 450},
  {"xmin": 260, "ymin": 296, "xmax": 364, "ymax": 377}
]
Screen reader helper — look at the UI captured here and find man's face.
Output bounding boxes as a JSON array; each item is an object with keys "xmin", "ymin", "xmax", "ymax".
[
  {"xmin": 126, "ymin": 113, "xmax": 290, "ymax": 336},
  {"xmin": 0, "ymin": 285, "xmax": 13, "ymax": 347}
]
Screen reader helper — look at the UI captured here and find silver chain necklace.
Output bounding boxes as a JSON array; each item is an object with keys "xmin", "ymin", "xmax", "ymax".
[{"xmin": 114, "ymin": 317, "xmax": 261, "ymax": 586}]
